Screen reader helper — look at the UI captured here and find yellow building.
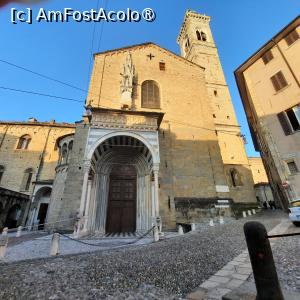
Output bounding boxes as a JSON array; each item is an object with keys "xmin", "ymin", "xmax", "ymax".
[
  {"xmin": 248, "ymin": 157, "xmax": 269, "ymax": 185},
  {"xmin": 0, "ymin": 119, "xmax": 74, "ymax": 229},
  {"xmin": 248, "ymin": 157, "xmax": 274, "ymax": 207},
  {"xmin": 235, "ymin": 15, "xmax": 300, "ymax": 209}
]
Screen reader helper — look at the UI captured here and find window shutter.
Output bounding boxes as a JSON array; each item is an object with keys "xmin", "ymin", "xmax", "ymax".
[
  {"xmin": 277, "ymin": 112, "xmax": 292, "ymax": 135},
  {"xmin": 271, "ymin": 71, "xmax": 287, "ymax": 91},
  {"xmin": 262, "ymin": 50, "xmax": 274, "ymax": 64},
  {"xmin": 285, "ymin": 34, "xmax": 293, "ymax": 46},
  {"xmin": 277, "ymin": 71, "xmax": 288, "ymax": 88},
  {"xmin": 271, "ymin": 74, "xmax": 280, "ymax": 91},
  {"xmin": 285, "ymin": 30, "xmax": 299, "ymax": 46}
]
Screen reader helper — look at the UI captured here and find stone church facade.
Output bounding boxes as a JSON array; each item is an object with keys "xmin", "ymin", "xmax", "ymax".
[
  {"xmin": 47, "ymin": 11, "xmax": 257, "ymax": 235},
  {"xmin": 0, "ymin": 11, "xmax": 257, "ymax": 234}
]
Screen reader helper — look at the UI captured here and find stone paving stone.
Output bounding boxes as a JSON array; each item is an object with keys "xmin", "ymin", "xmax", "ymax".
[
  {"xmin": 226, "ymin": 279, "xmax": 244, "ymax": 289},
  {"xmin": 236, "ymin": 267, "xmax": 252, "ymax": 275},
  {"xmin": 207, "ymin": 288, "xmax": 232, "ymax": 299},
  {"xmin": 239, "ymin": 263, "xmax": 252, "ymax": 268},
  {"xmin": 233, "ymin": 257, "xmax": 247, "ymax": 262},
  {"xmin": 231, "ymin": 273, "xmax": 250, "ymax": 280},
  {"xmin": 227, "ymin": 260, "xmax": 241, "ymax": 266},
  {"xmin": 209, "ymin": 275, "xmax": 231, "ymax": 284},
  {"xmin": 214, "ymin": 269, "xmax": 235, "ymax": 277},
  {"xmin": 186, "ymin": 288, "xmax": 207, "ymax": 300},
  {"xmin": 200, "ymin": 280, "xmax": 220, "ymax": 289},
  {"xmin": 222, "ymin": 264, "xmax": 235, "ymax": 271}
]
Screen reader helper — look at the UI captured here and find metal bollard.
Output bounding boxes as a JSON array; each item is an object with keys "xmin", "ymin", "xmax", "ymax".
[
  {"xmin": 0, "ymin": 235, "xmax": 8, "ymax": 259},
  {"xmin": 252, "ymin": 209, "xmax": 256, "ymax": 215},
  {"xmin": 50, "ymin": 233, "xmax": 60, "ymax": 256},
  {"xmin": 244, "ymin": 221, "xmax": 284, "ymax": 300},
  {"xmin": 191, "ymin": 223, "xmax": 196, "ymax": 231},
  {"xmin": 16, "ymin": 226, "xmax": 22, "ymax": 237},
  {"xmin": 153, "ymin": 225, "xmax": 159, "ymax": 242},
  {"xmin": 219, "ymin": 216, "xmax": 224, "ymax": 225},
  {"xmin": 178, "ymin": 225, "xmax": 184, "ymax": 235},
  {"xmin": 242, "ymin": 211, "xmax": 247, "ymax": 218},
  {"xmin": 248, "ymin": 210, "xmax": 252, "ymax": 216},
  {"xmin": 2, "ymin": 227, "xmax": 8, "ymax": 236},
  {"xmin": 209, "ymin": 219, "xmax": 214, "ymax": 226}
]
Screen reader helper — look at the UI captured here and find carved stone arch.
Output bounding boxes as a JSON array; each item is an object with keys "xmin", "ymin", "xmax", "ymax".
[{"xmin": 87, "ymin": 131, "xmax": 159, "ymax": 165}]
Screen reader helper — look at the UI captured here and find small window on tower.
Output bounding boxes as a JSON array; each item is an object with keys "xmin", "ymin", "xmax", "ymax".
[
  {"xmin": 213, "ymin": 114, "xmax": 216, "ymax": 118},
  {"xmin": 201, "ymin": 32, "xmax": 207, "ymax": 41},
  {"xmin": 214, "ymin": 90, "xmax": 218, "ymax": 96},
  {"xmin": 159, "ymin": 62, "xmax": 166, "ymax": 71}
]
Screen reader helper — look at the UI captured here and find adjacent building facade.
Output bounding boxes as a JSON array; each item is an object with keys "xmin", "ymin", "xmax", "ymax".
[
  {"xmin": 248, "ymin": 157, "xmax": 274, "ymax": 207},
  {"xmin": 1, "ymin": 11, "xmax": 258, "ymax": 234},
  {"xmin": 0, "ymin": 119, "xmax": 75, "ymax": 230},
  {"xmin": 235, "ymin": 15, "xmax": 300, "ymax": 209}
]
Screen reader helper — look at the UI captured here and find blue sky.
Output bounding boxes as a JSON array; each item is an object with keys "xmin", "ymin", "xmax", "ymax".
[{"xmin": 0, "ymin": 0, "xmax": 299, "ymax": 157}]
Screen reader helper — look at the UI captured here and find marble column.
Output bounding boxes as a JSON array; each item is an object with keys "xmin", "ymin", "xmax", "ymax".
[
  {"xmin": 94, "ymin": 173, "xmax": 109, "ymax": 234},
  {"xmin": 79, "ymin": 163, "xmax": 91, "ymax": 216},
  {"xmin": 153, "ymin": 165, "xmax": 161, "ymax": 231}
]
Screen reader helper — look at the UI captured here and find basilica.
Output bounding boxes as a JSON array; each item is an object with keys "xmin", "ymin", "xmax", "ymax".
[{"xmin": 0, "ymin": 11, "xmax": 260, "ymax": 235}]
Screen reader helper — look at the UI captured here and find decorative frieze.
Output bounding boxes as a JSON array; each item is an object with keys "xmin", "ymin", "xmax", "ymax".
[{"xmin": 92, "ymin": 112, "xmax": 158, "ymax": 131}]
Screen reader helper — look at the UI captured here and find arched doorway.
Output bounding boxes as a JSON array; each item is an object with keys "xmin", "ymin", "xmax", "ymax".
[
  {"xmin": 82, "ymin": 134, "xmax": 159, "ymax": 235},
  {"xmin": 106, "ymin": 164, "xmax": 137, "ymax": 233},
  {"xmin": 5, "ymin": 204, "xmax": 21, "ymax": 229}
]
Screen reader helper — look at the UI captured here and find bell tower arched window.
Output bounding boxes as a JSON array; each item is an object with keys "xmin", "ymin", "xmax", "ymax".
[
  {"xmin": 196, "ymin": 30, "xmax": 207, "ymax": 42},
  {"xmin": 201, "ymin": 31, "xmax": 207, "ymax": 41},
  {"xmin": 141, "ymin": 80, "xmax": 160, "ymax": 109}
]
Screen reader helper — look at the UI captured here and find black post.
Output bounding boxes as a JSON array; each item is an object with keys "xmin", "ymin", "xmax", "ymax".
[{"xmin": 244, "ymin": 221, "xmax": 284, "ymax": 300}]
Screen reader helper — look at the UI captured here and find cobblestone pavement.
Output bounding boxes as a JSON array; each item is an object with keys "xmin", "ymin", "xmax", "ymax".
[
  {"xmin": 249, "ymin": 221, "xmax": 300, "ymax": 293},
  {"xmin": 0, "ymin": 211, "xmax": 291, "ymax": 299},
  {"xmin": 187, "ymin": 215, "xmax": 300, "ymax": 299}
]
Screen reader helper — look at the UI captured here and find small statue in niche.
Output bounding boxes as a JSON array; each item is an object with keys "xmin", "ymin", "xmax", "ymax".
[{"xmin": 120, "ymin": 53, "xmax": 135, "ymax": 108}]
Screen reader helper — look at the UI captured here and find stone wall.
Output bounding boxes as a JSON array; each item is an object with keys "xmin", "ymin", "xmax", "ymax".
[
  {"xmin": 0, "ymin": 187, "xmax": 29, "ymax": 230},
  {"xmin": 0, "ymin": 121, "xmax": 75, "ymax": 196}
]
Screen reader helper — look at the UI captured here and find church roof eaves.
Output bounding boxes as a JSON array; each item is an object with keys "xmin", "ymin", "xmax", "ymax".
[
  {"xmin": 93, "ymin": 42, "xmax": 206, "ymax": 71},
  {"xmin": 0, "ymin": 120, "xmax": 76, "ymax": 128}
]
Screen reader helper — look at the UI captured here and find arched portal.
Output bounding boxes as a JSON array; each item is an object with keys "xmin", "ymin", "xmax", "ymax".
[{"xmin": 84, "ymin": 134, "xmax": 158, "ymax": 234}]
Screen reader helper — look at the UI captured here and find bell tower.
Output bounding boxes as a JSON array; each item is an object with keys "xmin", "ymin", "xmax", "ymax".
[
  {"xmin": 177, "ymin": 10, "xmax": 238, "ymax": 127},
  {"xmin": 177, "ymin": 10, "xmax": 256, "ymax": 204}
]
